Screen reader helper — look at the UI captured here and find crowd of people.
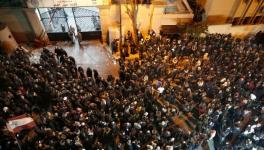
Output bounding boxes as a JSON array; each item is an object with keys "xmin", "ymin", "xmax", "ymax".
[{"xmin": 0, "ymin": 30, "xmax": 263, "ymax": 150}]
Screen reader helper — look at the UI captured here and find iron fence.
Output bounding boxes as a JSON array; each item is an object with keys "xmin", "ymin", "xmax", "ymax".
[
  {"xmin": 39, "ymin": 8, "xmax": 69, "ymax": 33},
  {"xmin": 39, "ymin": 7, "xmax": 101, "ymax": 33},
  {"xmin": 73, "ymin": 8, "xmax": 101, "ymax": 32}
]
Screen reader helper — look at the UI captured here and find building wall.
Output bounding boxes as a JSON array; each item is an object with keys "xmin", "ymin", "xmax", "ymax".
[
  {"xmin": 233, "ymin": 0, "xmax": 263, "ymax": 18},
  {"xmin": 99, "ymin": 4, "xmax": 193, "ymax": 43},
  {"xmin": 99, "ymin": 2, "xmax": 263, "ymax": 43},
  {"xmin": 0, "ymin": 25, "xmax": 18, "ymax": 54},
  {"xmin": 244, "ymin": 0, "xmax": 259, "ymax": 17},
  {"xmin": 208, "ymin": 24, "xmax": 264, "ymax": 37},
  {"xmin": 204, "ymin": 0, "xmax": 240, "ymax": 24},
  {"xmin": 204, "ymin": 0, "xmax": 264, "ymax": 24},
  {"xmin": 234, "ymin": 0, "xmax": 247, "ymax": 18},
  {"xmin": 24, "ymin": 9, "xmax": 47, "ymax": 39},
  {"xmin": 0, "ymin": 8, "xmax": 45, "ymax": 42},
  {"xmin": 205, "ymin": 0, "xmax": 238, "ymax": 16}
]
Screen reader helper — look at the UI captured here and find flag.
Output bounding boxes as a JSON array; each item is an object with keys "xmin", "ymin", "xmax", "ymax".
[{"xmin": 6, "ymin": 114, "xmax": 36, "ymax": 133}]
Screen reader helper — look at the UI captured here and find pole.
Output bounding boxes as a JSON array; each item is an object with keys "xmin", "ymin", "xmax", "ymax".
[
  {"xmin": 119, "ymin": 1, "xmax": 122, "ymax": 56},
  {"xmin": 14, "ymin": 134, "xmax": 22, "ymax": 150},
  {"xmin": 63, "ymin": 8, "xmax": 70, "ymax": 33},
  {"xmin": 238, "ymin": 0, "xmax": 253, "ymax": 25},
  {"xmin": 72, "ymin": 8, "xmax": 78, "ymax": 31}
]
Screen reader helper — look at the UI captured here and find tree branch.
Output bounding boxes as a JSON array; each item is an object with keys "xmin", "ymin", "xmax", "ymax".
[{"xmin": 125, "ymin": 4, "xmax": 133, "ymax": 19}]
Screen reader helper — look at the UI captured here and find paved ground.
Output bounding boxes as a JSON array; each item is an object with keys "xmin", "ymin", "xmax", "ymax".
[{"xmin": 31, "ymin": 40, "xmax": 120, "ymax": 80}]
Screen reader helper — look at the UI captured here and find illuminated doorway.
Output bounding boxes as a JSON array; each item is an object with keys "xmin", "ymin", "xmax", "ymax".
[{"xmin": 37, "ymin": 7, "xmax": 101, "ymax": 41}]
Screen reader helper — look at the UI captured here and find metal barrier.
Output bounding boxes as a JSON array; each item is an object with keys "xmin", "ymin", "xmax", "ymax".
[
  {"xmin": 72, "ymin": 8, "xmax": 101, "ymax": 32},
  {"xmin": 38, "ymin": 8, "xmax": 69, "ymax": 33},
  {"xmin": 38, "ymin": 7, "xmax": 102, "ymax": 40}
]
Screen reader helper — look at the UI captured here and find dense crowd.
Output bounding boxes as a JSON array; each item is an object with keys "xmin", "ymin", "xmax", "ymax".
[{"xmin": 0, "ymin": 31, "xmax": 263, "ymax": 150}]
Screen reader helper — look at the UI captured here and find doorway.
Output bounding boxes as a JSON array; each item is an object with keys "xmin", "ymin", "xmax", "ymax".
[{"xmin": 37, "ymin": 7, "xmax": 102, "ymax": 41}]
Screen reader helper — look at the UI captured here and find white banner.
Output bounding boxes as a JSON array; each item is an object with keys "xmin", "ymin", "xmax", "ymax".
[{"xmin": 27, "ymin": 0, "xmax": 109, "ymax": 8}]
